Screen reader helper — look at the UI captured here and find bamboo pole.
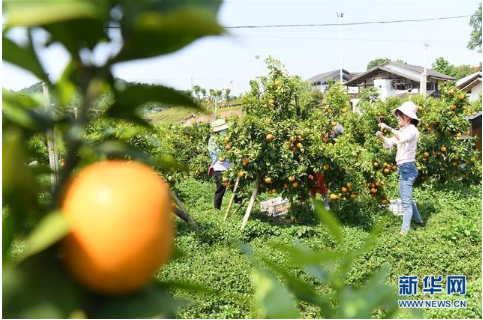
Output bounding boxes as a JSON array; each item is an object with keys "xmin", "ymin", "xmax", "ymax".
[
  {"xmin": 224, "ymin": 177, "xmax": 240, "ymax": 221},
  {"xmin": 240, "ymin": 175, "xmax": 260, "ymax": 230},
  {"xmin": 170, "ymin": 189, "xmax": 198, "ymax": 230}
]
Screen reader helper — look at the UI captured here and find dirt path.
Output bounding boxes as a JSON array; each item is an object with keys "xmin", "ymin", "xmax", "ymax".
[{"xmin": 181, "ymin": 109, "xmax": 243, "ymax": 126}]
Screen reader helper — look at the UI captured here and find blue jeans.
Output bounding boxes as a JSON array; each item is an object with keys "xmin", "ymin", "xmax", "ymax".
[{"xmin": 398, "ymin": 162, "xmax": 423, "ymax": 233}]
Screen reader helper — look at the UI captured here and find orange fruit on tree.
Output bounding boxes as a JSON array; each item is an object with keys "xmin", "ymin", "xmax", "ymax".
[
  {"xmin": 381, "ymin": 199, "xmax": 389, "ymax": 205},
  {"xmin": 329, "ymin": 194, "xmax": 339, "ymax": 201},
  {"xmin": 224, "ymin": 137, "xmax": 230, "ymax": 143},
  {"xmin": 423, "ymin": 151, "xmax": 429, "ymax": 157},
  {"xmin": 62, "ymin": 161, "xmax": 173, "ymax": 294},
  {"xmin": 326, "ymin": 108, "xmax": 333, "ymax": 114},
  {"xmin": 283, "ymin": 183, "xmax": 289, "ymax": 189},
  {"xmin": 350, "ymin": 193, "xmax": 358, "ymax": 199},
  {"xmin": 384, "ymin": 168, "xmax": 390, "ymax": 174},
  {"xmin": 292, "ymin": 181, "xmax": 299, "ymax": 188},
  {"xmin": 323, "ymin": 164, "xmax": 330, "ymax": 171},
  {"xmin": 265, "ymin": 177, "xmax": 272, "ymax": 184},
  {"xmin": 274, "ymin": 80, "xmax": 282, "ymax": 87},
  {"xmin": 440, "ymin": 146, "xmax": 447, "ymax": 152},
  {"xmin": 266, "ymin": 134, "xmax": 275, "ymax": 141},
  {"xmin": 375, "ymin": 181, "xmax": 382, "ymax": 187},
  {"xmin": 341, "ymin": 187, "xmax": 348, "ymax": 193},
  {"xmin": 346, "ymin": 182, "xmax": 352, "ymax": 190},
  {"xmin": 224, "ymin": 145, "xmax": 231, "ymax": 151},
  {"xmin": 268, "ymin": 99, "xmax": 275, "ymax": 106},
  {"xmin": 370, "ymin": 188, "xmax": 377, "ymax": 194},
  {"xmin": 296, "ymin": 143, "xmax": 303, "ymax": 149},
  {"xmin": 450, "ymin": 104, "xmax": 457, "ymax": 111},
  {"xmin": 458, "ymin": 93, "xmax": 465, "ymax": 100},
  {"xmin": 341, "ymin": 107, "xmax": 347, "ymax": 113},
  {"xmin": 289, "ymin": 175, "xmax": 296, "ymax": 182},
  {"xmin": 448, "ymin": 89, "xmax": 455, "ymax": 95},
  {"xmin": 238, "ymin": 171, "xmax": 246, "ymax": 178}
]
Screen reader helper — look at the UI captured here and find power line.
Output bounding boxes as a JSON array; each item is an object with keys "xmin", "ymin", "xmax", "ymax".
[
  {"xmin": 223, "ymin": 15, "xmax": 470, "ymax": 29},
  {"xmin": 230, "ymin": 35, "xmax": 467, "ymax": 43}
]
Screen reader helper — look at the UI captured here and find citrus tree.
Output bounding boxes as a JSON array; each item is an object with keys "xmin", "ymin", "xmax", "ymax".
[{"xmin": 2, "ymin": 0, "xmax": 223, "ymax": 318}]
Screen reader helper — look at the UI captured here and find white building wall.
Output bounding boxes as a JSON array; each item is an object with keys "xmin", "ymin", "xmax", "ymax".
[
  {"xmin": 470, "ymin": 83, "xmax": 482, "ymax": 101},
  {"xmin": 373, "ymin": 79, "xmax": 398, "ymax": 100}
]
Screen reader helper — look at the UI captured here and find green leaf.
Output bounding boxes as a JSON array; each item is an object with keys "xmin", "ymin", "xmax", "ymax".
[
  {"xmin": 43, "ymin": 18, "xmax": 108, "ymax": 59},
  {"xmin": 337, "ymin": 265, "xmax": 398, "ymax": 319},
  {"xmin": 22, "ymin": 211, "xmax": 70, "ymax": 260},
  {"xmin": 114, "ymin": 8, "xmax": 224, "ymax": 62},
  {"xmin": 90, "ymin": 284, "xmax": 185, "ymax": 319},
  {"xmin": 2, "ymin": 36, "xmax": 47, "ymax": 81},
  {"xmin": 252, "ymin": 267, "xmax": 299, "ymax": 319},
  {"xmin": 2, "ymin": 89, "xmax": 52, "ymax": 131},
  {"xmin": 107, "ymin": 84, "xmax": 201, "ymax": 125},
  {"xmin": 56, "ymin": 60, "xmax": 79, "ymax": 107},
  {"xmin": 2, "ymin": 211, "xmax": 19, "ymax": 258},
  {"xmin": 4, "ymin": 0, "xmax": 106, "ymax": 27},
  {"xmin": 260, "ymin": 257, "xmax": 321, "ymax": 305},
  {"xmin": 314, "ymin": 200, "xmax": 343, "ymax": 244},
  {"xmin": 252, "ymin": 267, "xmax": 300, "ymax": 319},
  {"xmin": 2, "ymin": 251, "xmax": 84, "ymax": 319},
  {"xmin": 2, "ymin": 128, "xmax": 40, "ymax": 215},
  {"xmin": 270, "ymin": 243, "xmax": 343, "ymax": 266}
]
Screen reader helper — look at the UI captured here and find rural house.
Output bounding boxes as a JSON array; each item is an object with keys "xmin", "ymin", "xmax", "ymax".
[
  {"xmin": 307, "ymin": 69, "xmax": 352, "ymax": 92},
  {"xmin": 456, "ymin": 71, "xmax": 482, "ymax": 102},
  {"xmin": 344, "ymin": 61, "xmax": 455, "ymax": 100}
]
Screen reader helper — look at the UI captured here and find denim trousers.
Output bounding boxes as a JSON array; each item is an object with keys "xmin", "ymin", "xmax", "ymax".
[{"xmin": 398, "ymin": 162, "xmax": 423, "ymax": 232}]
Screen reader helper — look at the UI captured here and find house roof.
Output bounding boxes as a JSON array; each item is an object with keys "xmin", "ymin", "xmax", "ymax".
[
  {"xmin": 307, "ymin": 69, "xmax": 350, "ymax": 83},
  {"xmin": 345, "ymin": 61, "xmax": 456, "ymax": 86},
  {"xmin": 456, "ymin": 72, "xmax": 482, "ymax": 92}
]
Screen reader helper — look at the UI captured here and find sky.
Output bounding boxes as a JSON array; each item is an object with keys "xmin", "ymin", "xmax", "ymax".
[{"xmin": 2, "ymin": 0, "xmax": 482, "ymax": 95}]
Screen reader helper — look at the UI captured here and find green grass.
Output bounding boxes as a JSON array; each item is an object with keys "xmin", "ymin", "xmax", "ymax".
[
  {"xmin": 149, "ymin": 105, "xmax": 243, "ymax": 125},
  {"xmin": 158, "ymin": 179, "xmax": 482, "ymax": 319}
]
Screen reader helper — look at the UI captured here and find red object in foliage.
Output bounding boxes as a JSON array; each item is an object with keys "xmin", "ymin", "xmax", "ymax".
[{"xmin": 309, "ymin": 173, "xmax": 328, "ymax": 195}]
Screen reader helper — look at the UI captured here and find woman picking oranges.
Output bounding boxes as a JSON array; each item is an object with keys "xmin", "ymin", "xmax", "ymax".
[{"xmin": 376, "ymin": 101, "xmax": 425, "ymax": 236}]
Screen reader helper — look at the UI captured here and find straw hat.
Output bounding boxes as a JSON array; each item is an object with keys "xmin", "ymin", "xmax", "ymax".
[
  {"xmin": 211, "ymin": 119, "xmax": 229, "ymax": 133},
  {"xmin": 392, "ymin": 101, "xmax": 420, "ymax": 124}
]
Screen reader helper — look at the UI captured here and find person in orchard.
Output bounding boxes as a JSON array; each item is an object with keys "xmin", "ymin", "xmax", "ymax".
[
  {"xmin": 376, "ymin": 101, "xmax": 425, "ymax": 236},
  {"xmin": 208, "ymin": 119, "xmax": 232, "ymax": 210}
]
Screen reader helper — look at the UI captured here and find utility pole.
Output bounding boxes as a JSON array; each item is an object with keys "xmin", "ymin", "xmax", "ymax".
[
  {"xmin": 255, "ymin": 55, "xmax": 260, "ymax": 84},
  {"xmin": 421, "ymin": 43, "xmax": 429, "ymax": 96},
  {"xmin": 336, "ymin": 12, "xmax": 345, "ymax": 83},
  {"xmin": 42, "ymin": 81, "xmax": 59, "ymax": 191}
]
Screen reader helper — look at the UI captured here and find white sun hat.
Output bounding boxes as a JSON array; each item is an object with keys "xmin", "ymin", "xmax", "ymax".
[
  {"xmin": 392, "ymin": 101, "xmax": 420, "ymax": 124},
  {"xmin": 211, "ymin": 118, "xmax": 229, "ymax": 133}
]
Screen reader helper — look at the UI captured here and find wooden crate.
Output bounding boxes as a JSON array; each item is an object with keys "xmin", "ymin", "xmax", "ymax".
[{"xmin": 260, "ymin": 197, "xmax": 290, "ymax": 217}]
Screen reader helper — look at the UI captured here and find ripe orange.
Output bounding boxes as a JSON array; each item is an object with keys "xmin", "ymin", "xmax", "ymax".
[
  {"xmin": 224, "ymin": 137, "xmax": 230, "ymax": 143},
  {"xmin": 350, "ymin": 193, "xmax": 358, "ymax": 199},
  {"xmin": 265, "ymin": 177, "xmax": 272, "ymax": 184},
  {"xmin": 384, "ymin": 168, "xmax": 390, "ymax": 174},
  {"xmin": 370, "ymin": 188, "xmax": 377, "ymax": 194},
  {"xmin": 341, "ymin": 187, "xmax": 348, "ymax": 193},
  {"xmin": 423, "ymin": 152, "xmax": 429, "ymax": 157},
  {"xmin": 274, "ymin": 80, "xmax": 282, "ymax": 86},
  {"xmin": 238, "ymin": 171, "xmax": 246, "ymax": 178},
  {"xmin": 440, "ymin": 146, "xmax": 447, "ymax": 152},
  {"xmin": 341, "ymin": 107, "xmax": 347, "ymax": 114},
  {"xmin": 62, "ymin": 161, "xmax": 173, "ymax": 294},
  {"xmin": 292, "ymin": 181, "xmax": 299, "ymax": 188},
  {"xmin": 323, "ymin": 164, "xmax": 330, "ymax": 171},
  {"xmin": 296, "ymin": 143, "xmax": 303, "ymax": 149},
  {"xmin": 458, "ymin": 93, "xmax": 465, "ymax": 100},
  {"xmin": 346, "ymin": 183, "xmax": 352, "ymax": 190},
  {"xmin": 329, "ymin": 194, "xmax": 338, "ymax": 201},
  {"xmin": 375, "ymin": 181, "xmax": 382, "ymax": 187},
  {"xmin": 289, "ymin": 176, "xmax": 296, "ymax": 182},
  {"xmin": 381, "ymin": 199, "xmax": 389, "ymax": 205},
  {"xmin": 225, "ymin": 145, "xmax": 231, "ymax": 151},
  {"xmin": 326, "ymin": 108, "xmax": 333, "ymax": 114},
  {"xmin": 266, "ymin": 134, "xmax": 275, "ymax": 141},
  {"xmin": 268, "ymin": 99, "xmax": 275, "ymax": 106}
]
